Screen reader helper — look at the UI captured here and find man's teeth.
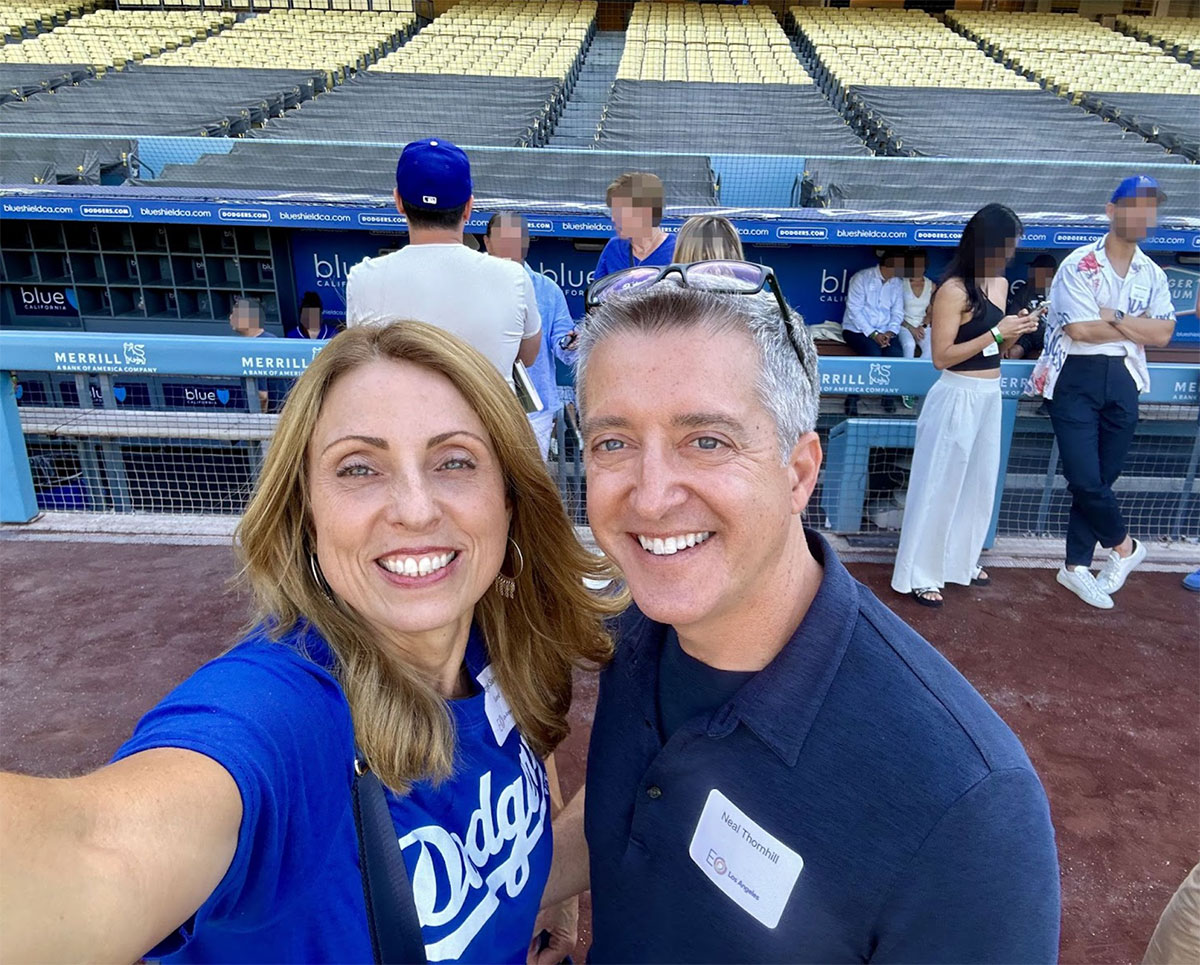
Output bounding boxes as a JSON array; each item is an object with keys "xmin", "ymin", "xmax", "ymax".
[
  {"xmin": 381, "ymin": 551, "xmax": 457, "ymax": 577},
  {"xmin": 637, "ymin": 532, "xmax": 712, "ymax": 556}
]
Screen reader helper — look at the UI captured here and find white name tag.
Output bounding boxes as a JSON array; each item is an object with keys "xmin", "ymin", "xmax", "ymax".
[
  {"xmin": 476, "ymin": 665, "xmax": 515, "ymax": 746},
  {"xmin": 983, "ymin": 340, "xmax": 1000, "ymax": 357},
  {"xmin": 1128, "ymin": 284, "xmax": 1150, "ymax": 314},
  {"xmin": 688, "ymin": 789, "xmax": 804, "ymax": 929}
]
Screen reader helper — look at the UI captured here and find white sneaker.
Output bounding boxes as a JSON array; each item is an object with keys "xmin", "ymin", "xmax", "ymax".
[
  {"xmin": 1056, "ymin": 566, "xmax": 1114, "ymax": 610},
  {"xmin": 1095, "ymin": 539, "xmax": 1147, "ymax": 596}
]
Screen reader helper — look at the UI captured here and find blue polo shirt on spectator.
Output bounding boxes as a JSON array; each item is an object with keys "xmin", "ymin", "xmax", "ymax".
[
  {"xmin": 524, "ymin": 264, "xmax": 575, "ymax": 451},
  {"xmin": 585, "ymin": 531, "xmax": 1060, "ymax": 963},
  {"xmin": 594, "ymin": 232, "xmax": 676, "ymax": 282}
]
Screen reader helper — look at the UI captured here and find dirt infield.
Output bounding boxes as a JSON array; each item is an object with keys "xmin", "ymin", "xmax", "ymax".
[{"xmin": 2, "ymin": 539, "xmax": 1196, "ymax": 963}]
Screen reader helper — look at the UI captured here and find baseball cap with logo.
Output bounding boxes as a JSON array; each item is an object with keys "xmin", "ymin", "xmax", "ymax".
[
  {"xmin": 1110, "ymin": 174, "xmax": 1165, "ymax": 204},
  {"xmin": 395, "ymin": 138, "xmax": 472, "ymax": 210}
]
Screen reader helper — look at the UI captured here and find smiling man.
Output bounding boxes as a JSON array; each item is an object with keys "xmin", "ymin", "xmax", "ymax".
[{"xmin": 535, "ymin": 280, "xmax": 1061, "ymax": 963}]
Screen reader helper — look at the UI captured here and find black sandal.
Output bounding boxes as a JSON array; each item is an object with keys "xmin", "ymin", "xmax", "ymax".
[
  {"xmin": 971, "ymin": 566, "xmax": 991, "ymax": 587},
  {"xmin": 912, "ymin": 588, "xmax": 944, "ymax": 608}
]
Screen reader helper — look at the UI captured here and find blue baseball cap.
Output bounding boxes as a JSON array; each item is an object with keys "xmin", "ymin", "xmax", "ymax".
[
  {"xmin": 395, "ymin": 138, "xmax": 472, "ymax": 210},
  {"xmin": 1111, "ymin": 174, "xmax": 1165, "ymax": 204}
]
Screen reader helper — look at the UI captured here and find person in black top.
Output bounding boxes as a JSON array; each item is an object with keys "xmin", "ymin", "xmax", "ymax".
[
  {"xmin": 286, "ymin": 291, "xmax": 340, "ymax": 341},
  {"xmin": 1006, "ymin": 253, "xmax": 1058, "ymax": 360},
  {"xmin": 891, "ymin": 205, "xmax": 1041, "ymax": 607}
]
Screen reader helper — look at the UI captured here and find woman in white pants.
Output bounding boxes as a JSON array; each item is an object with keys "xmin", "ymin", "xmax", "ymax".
[
  {"xmin": 892, "ymin": 205, "xmax": 1042, "ymax": 607},
  {"xmin": 898, "ymin": 250, "xmax": 934, "ymax": 359}
]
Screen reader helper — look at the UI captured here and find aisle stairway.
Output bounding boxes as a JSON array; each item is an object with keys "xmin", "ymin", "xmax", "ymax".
[{"xmin": 547, "ymin": 30, "xmax": 624, "ymax": 148}]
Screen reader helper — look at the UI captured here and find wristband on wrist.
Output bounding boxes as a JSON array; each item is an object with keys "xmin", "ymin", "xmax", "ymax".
[{"xmin": 991, "ymin": 325, "xmax": 1004, "ymax": 344}]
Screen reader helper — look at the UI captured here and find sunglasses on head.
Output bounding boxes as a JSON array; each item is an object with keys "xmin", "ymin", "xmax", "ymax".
[{"xmin": 584, "ymin": 260, "xmax": 807, "ymax": 366}]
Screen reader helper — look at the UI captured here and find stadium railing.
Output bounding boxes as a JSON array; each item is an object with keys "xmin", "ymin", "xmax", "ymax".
[{"xmin": 3, "ymin": 330, "xmax": 1198, "ymax": 548}]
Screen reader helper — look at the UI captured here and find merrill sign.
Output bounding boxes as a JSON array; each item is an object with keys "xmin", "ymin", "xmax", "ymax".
[
  {"xmin": 53, "ymin": 343, "xmax": 155, "ymax": 374},
  {"xmin": 241, "ymin": 347, "xmax": 320, "ymax": 377}
]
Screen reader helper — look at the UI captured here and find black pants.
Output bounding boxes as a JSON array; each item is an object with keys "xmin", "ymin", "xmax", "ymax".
[
  {"xmin": 1048, "ymin": 355, "xmax": 1139, "ymax": 567},
  {"xmin": 843, "ymin": 329, "xmax": 904, "ymax": 359}
]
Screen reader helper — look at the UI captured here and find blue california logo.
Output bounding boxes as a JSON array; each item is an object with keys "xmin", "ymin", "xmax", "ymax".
[
  {"xmin": 14, "ymin": 384, "xmax": 23, "ymax": 400},
  {"xmin": 113, "ymin": 386, "xmax": 127, "ymax": 403},
  {"xmin": 216, "ymin": 388, "xmax": 231, "ymax": 406}
]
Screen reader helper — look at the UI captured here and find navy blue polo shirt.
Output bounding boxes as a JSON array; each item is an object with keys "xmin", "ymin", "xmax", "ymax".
[{"xmin": 585, "ymin": 531, "xmax": 1060, "ymax": 963}]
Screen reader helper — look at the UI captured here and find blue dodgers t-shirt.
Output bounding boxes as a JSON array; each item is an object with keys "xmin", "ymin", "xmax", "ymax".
[
  {"xmin": 113, "ymin": 623, "xmax": 551, "ymax": 964},
  {"xmin": 593, "ymin": 232, "xmax": 676, "ymax": 282}
]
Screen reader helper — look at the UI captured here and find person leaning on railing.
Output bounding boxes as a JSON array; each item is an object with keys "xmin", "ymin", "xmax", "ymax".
[
  {"xmin": 0, "ymin": 322, "xmax": 622, "ymax": 963},
  {"xmin": 1031, "ymin": 175, "xmax": 1177, "ymax": 611}
]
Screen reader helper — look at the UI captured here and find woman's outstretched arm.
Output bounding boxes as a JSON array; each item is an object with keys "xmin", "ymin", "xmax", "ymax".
[{"xmin": 0, "ymin": 747, "xmax": 241, "ymax": 964}]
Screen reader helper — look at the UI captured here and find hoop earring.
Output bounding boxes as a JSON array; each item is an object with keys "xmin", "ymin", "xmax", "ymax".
[
  {"xmin": 309, "ymin": 551, "xmax": 334, "ymax": 602},
  {"xmin": 494, "ymin": 537, "xmax": 525, "ymax": 600}
]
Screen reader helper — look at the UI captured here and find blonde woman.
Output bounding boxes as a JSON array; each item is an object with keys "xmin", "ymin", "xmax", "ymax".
[
  {"xmin": 0, "ymin": 323, "xmax": 623, "ymax": 963},
  {"xmin": 673, "ymin": 214, "xmax": 745, "ymax": 263}
]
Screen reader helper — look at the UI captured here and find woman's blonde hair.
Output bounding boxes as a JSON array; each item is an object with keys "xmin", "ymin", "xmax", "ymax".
[
  {"xmin": 673, "ymin": 215, "xmax": 745, "ymax": 263},
  {"xmin": 236, "ymin": 322, "xmax": 624, "ymax": 791}
]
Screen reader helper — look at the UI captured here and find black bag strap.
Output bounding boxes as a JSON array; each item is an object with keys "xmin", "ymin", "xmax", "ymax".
[{"xmin": 351, "ymin": 748, "xmax": 428, "ymax": 965}]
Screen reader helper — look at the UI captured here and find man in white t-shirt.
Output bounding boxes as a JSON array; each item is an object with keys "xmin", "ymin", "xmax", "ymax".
[
  {"xmin": 1032, "ymin": 175, "xmax": 1176, "ymax": 609},
  {"xmin": 344, "ymin": 138, "xmax": 541, "ymax": 385}
]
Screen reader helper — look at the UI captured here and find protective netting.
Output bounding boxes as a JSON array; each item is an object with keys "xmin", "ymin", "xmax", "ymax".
[
  {"xmin": 2, "ymin": 1, "xmax": 1197, "ymax": 537},
  {"xmin": 0, "ymin": 2, "xmax": 1196, "ymax": 218},
  {"xmin": 13, "ymin": 367, "xmax": 1199, "ymax": 544}
]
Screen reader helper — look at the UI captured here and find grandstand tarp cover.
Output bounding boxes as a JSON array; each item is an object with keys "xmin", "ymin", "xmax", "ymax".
[
  {"xmin": 598, "ymin": 80, "xmax": 868, "ymax": 156},
  {"xmin": 0, "ymin": 64, "xmax": 92, "ymax": 105},
  {"xmin": 0, "ymin": 134, "xmax": 134, "ymax": 184},
  {"xmin": 799, "ymin": 157, "xmax": 1200, "ymax": 220},
  {"xmin": 249, "ymin": 73, "xmax": 565, "ymax": 148},
  {"xmin": 0, "ymin": 66, "xmax": 324, "ymax": 137},
  {"xmin": 133, "ymin": 141, "xmax": 719, "ymax": 206},
  {"xmin": 1081, "ymin": 92, "xmax": 1200, "ymax": 162},
  {"xmin": 845, "ymin": 87, "xmax": 1183, "ymax": 163}
]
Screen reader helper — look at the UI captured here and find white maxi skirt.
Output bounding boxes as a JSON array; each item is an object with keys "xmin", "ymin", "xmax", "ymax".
[{"xmin": 891, "ymin": 369, "xmax": 1002, "ymax": 593}]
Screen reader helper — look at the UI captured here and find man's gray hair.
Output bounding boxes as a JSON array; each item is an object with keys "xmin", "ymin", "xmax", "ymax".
[{"xmin": 575, "ymin": 285, "xmax": 820, "ymax": 460}]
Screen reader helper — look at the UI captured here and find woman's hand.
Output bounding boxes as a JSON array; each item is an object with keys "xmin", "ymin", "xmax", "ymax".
[
  {"xmin": 527, "ymin": 897, "xmax": 579, "ymax": 965},
  {"xmin": 997, "ymin": 312, "xmax": 1041, "ymax": 342}
]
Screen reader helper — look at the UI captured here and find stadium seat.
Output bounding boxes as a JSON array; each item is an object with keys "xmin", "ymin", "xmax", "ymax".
[
  {"xmin": 1116, "ymin": 14, "xmax": 1199, "ymax": 65},
  {"xmin": 145, "ymin": 10, "xmax": 416, "ymax": 81},
  {"xmin": 1, "ymin": 0, "xmax": 91, "ymax": 42},
  {"xmin": 618, "ymin": 2, "xmax": 807, "ymax": 85},
  {"xmin": 789, "ymin": 7, "xmax": 1034, "ymax": 100},
  {"xmin": 370, "ymin": 0, "xmax": 594, "ymax": 81},
  {"xmin": 944, "ymin": 12, "xmax": 1200, "ymax": 97},
  {"xmin": 0, "ymin": 9, "xmax": 230, "ymax": 70}
]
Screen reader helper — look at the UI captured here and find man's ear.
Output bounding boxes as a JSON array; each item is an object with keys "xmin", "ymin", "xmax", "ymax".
[
  {"xmin": 787, "ymin": 432, "xmax": 823, "ymax": 517},
  {"xmin": 393, "ymin": 188, "xmax": 404, "ymax": 215},
  {"xmin": 463, "ymin": 196, "xmax": 474, "ymax": 224}
]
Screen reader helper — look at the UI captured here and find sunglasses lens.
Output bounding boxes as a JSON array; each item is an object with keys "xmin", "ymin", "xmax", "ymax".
[
  {"xmin": 591, "ymin": 267, "xmax": 663, "ymax": 302},
  {"xmin": 686, "ymin": 260, "xmax": 766, "ymax": 292}
]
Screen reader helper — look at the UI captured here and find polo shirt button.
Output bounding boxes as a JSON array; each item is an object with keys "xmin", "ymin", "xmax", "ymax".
[{"xmin": 647, "ymin": 785, "xmax": 662, "ymax": 800}]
